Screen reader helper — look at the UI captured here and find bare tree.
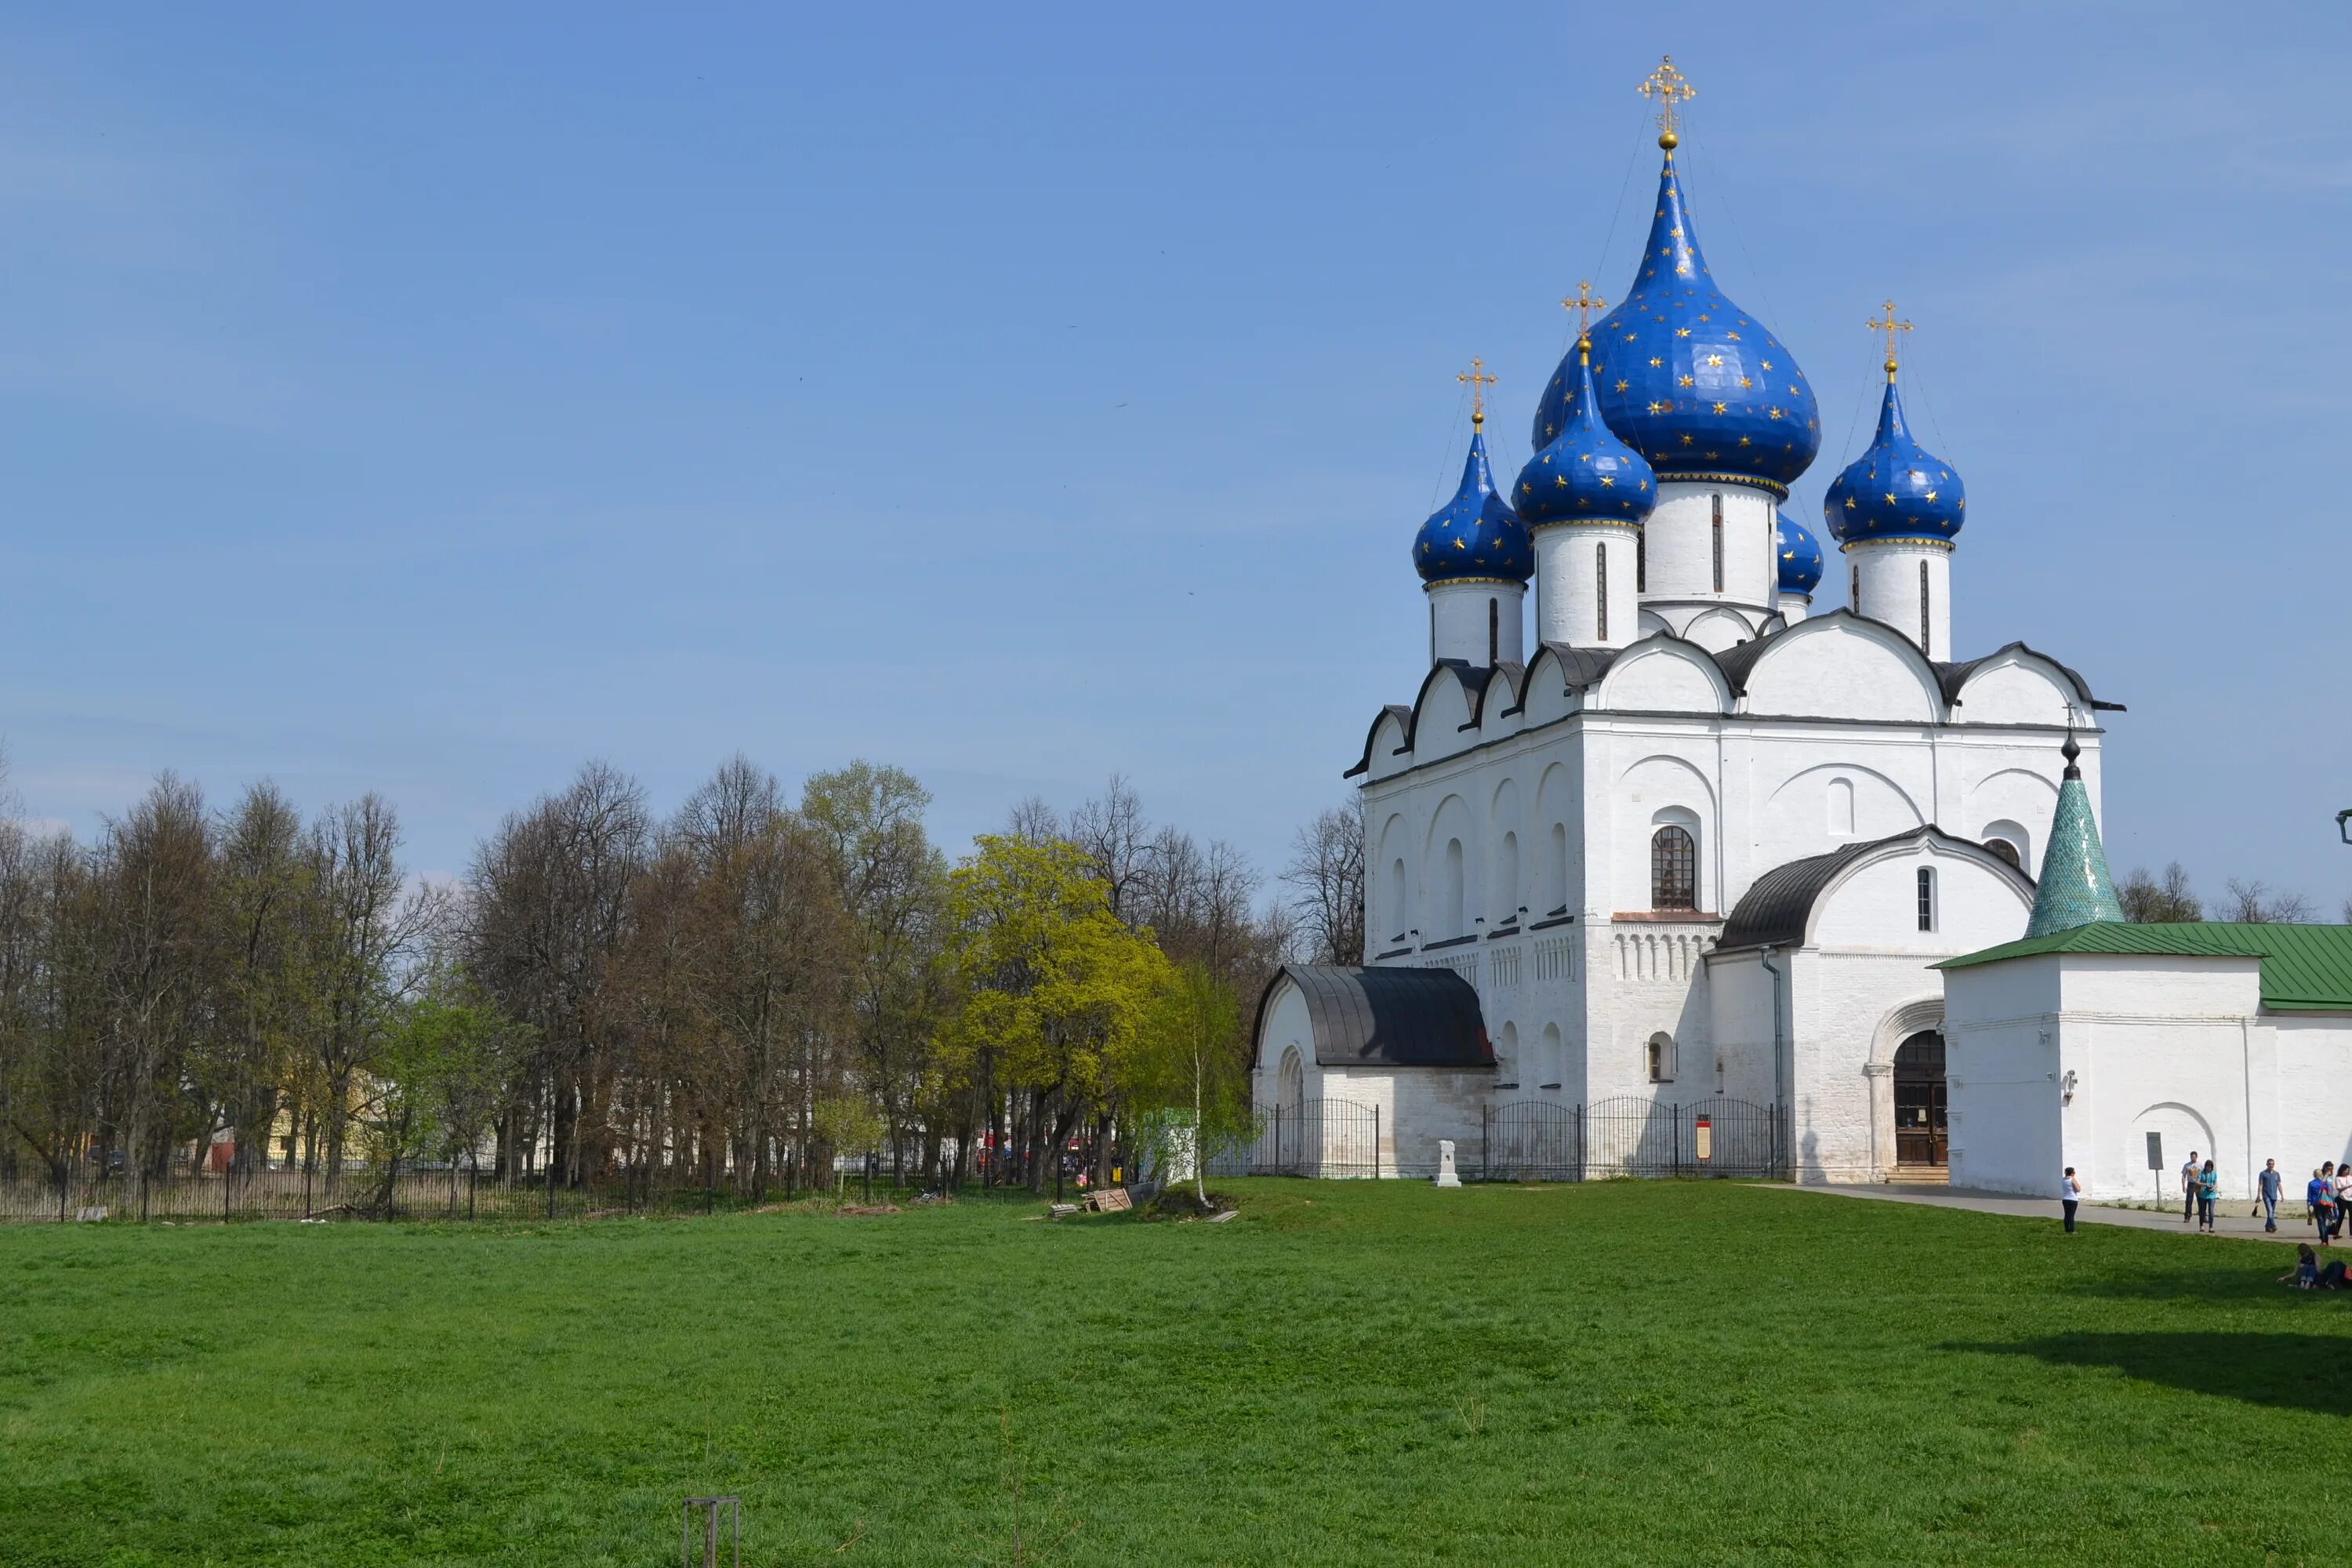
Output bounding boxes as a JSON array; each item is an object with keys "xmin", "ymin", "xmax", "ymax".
[
  {"xmin": 1282, "ymin": 800, "xmax": 1366, "ymax": 966},
  {"xmin": 2222, "ymin": 879, "xmax": 2315, "ymax": 924},
  {"xmin": 2117, "ymin": 862, "xmax": 2201, "ymax": 924}
]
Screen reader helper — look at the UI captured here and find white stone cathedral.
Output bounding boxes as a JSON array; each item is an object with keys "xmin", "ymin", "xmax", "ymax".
[{"xmin": 1250, "ymin": 72, "xmax": 2125, "ymax": 1183}]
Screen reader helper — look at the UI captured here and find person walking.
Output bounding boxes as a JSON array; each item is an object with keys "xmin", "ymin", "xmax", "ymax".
[
  {"xmin": 2314, "ymin": 1165, "xmax": 2336, "ymax": 1247},
  {"xmin": 2060, "ymin": 1166, "xmax": 2082, "ymax": 1233},
  {"xmin": 2259, "ymin": 1159, "xmax": 2283, "ymax": 1232},
  {"xmin": 2336, "ymin": 1163, "xmax": 2352, "ymax": 1243},
  {"xmin": 2181, "ymin": 1150, "xmax": 2201, "ymax": 1224},
  {"xmin": 2196, "ymin": 1159, "xmax": 2219, "ymax": 1232}
]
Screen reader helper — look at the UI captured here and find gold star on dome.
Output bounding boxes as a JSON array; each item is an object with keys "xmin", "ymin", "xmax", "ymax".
[
  {"xmin": 1681, "ymin": 434, "xmax": 1694, "ymax": 445},
  {"xmin": 1555, "ymin": 475, "xmax": 1568, "ymax": 487},
  {"xmin": 1647, "ymin": 401, "xmax": 1665, "ymax": 414},
  {"xmin": 1726, "ymin": 331, "xmax": 1741, "ymax": 340},
  {"xmin": 1616, "ymin": 379, "xmax": 1630, "ymax": 392},
  {"xmin": 1675, "ymin": 328, "xmax": 1692, "ymax": 337},
  {"xmin": 1650, "ymin": 357, "xmax": 1664, "ymax": 368},
  {"xmin": 1599, "ymin": 477, "xmax": 1615, "ymax": 488},
  {"xmin": 1739, "ymin": 376, "xmax": 1753, "ymax": 389},
  {"xmin": 1737, "ymin": 437, "xmax": 1751, "ymax": 448},
  {"xmin": 1712, "ymin": 401, "xmax": 1727, "ymax": 413},
  {"xmin": 1768, "ymin": 408, "xmax": 1783, "ymax": 419},
  {"xmin": 1760, "ymin": 360, "xmax": 1773, "ymax": 372},
  {"xmin": 1883, "ymin": 492, "xmax": 1896, "ymax": 505},
  {"xmin": 1925, "ymin": 489, "xmax": 1938, "ymax": 502},
  {"xmin": 1453, "ymin": 539, "xmax": 1467, "ymax": 550},
  {"xmin": 1844, "ymin": 496, "xmax": 1856, "ymax": 509},
  {"xmin": 1579, "ymin": 453, "xmax": 1592, "ymax": 463},
  {"xmin": 1679, "ymin": 374, "xmax": 1694, "ymax": 387},
  {"xmin": 1705, "ymin": 354, "xmax": 1722, "ymax": 368}
]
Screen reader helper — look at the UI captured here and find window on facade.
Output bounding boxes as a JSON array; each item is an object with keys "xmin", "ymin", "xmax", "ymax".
[
  {"xmin": 1487, "ymin": 597, "xmax": 1499, "ymax": 666},
  {"xmin": 1918, "ymin": 559, "xmax": 1931, "ymax": 655},
  {"xmin": 1650, "ymin": 826, "xmax": 1697, "ymax": 910},
  {"xmin": 1850, "ymin": 562, "xmax": 1861, "ymax": 613},
  {"xmin": 1540, "ymin": 1022, "xmax": 1564, "ymax": 1089},
  {"xmin": 1390, "ymin": 857, "xmax": 1407, "ymax": 941},
  {"xmin": 1636, "ymin": 526, "xmax": 1646, "ymax": 592},
  {"xmin": 1443, "ymin": 838, "xmax": 1466, "ymax": 938},
  {"xmin": 1279, "ymin": 1046, "xmax": 1304, "ymax": 1109},
  {"xmin": 1549, "ymin": 822, "xmax": 1570, "ymax": 916},
  {"xmin": 1916, "ymin": 866, "xmax": 1936, "ymax": 932},
  {"xmin": 1595, "ymin": 542, "xmax": 1609, "ymax": 641},
  {"xmin": 1498, "ymin": 830, "xmax": 1519, "ymax": 919},
  {"xmin": 1711, "ymin": 493, "xmax": 1724, "ymax": 591},
  {"xmin": 1647, "ymin": 1031, "xmax": 1676, "ymax": 1083},
  {"xmin": 1985, "ymin": 838, "xmax": 2021, "ymax": 869}
]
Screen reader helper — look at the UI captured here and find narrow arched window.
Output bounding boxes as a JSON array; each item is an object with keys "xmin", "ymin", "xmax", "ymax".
[
  {"xmin": 1916, "ymin": 866, "xmax": 1936, "ymax": 931},
  {"xmin": 1647, "ymin": 1032, "xmax": 1676, "ymax": 1083},
  {"xmin": 1711, "ymin": 493, "xmax": 1724, "ymax": 591},
  {"xmin": 1636, "ymin": 526, "xmax": 1646, "ymax": 592},
  {"xmin": 1487, "ymin": 597, "xmax": 1499, "ymax": 665},
  {"xmin": 1498, "ymin": 830, "xmax": 1519, "ymax": 919},
  {"xmin": 1443, "ymin": 838, "xmax": 1465, "ymax": 938},
  {"xmin": 1918, "ymin": 559, "xmax": 1932, "ymax": 655},
  {"xmin": 1595, "ymin": 542, "xmax": 1610, "ymax": 641},
  {"xmin": 1850, "ymin": 561, "xmax": 1861, "ymax": 613},
  {"xmin": 1549, "ymin": 822, "xmax": 1569, "ymax": 916},
  {"xmin": 1651, "ymin": 826, "xmax": 1697, "ymax": 911}
]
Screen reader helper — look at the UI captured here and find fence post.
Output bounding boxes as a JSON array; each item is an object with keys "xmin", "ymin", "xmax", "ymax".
[
  {"xmin": 1274, "ymin": 1103, "xmax": 1282, "ymax": 1175},
  {"xmin": 1576, "ymin": 1104, "xmax": 1585, "ymax": 1183},
  {"xmin": 1674, "ymin": 1103, "xmax": 1682, "ymax": 1176},
  {"xmin": 1373, "ymin": 1105, "xmax": 1382, "ymax": 1180}
]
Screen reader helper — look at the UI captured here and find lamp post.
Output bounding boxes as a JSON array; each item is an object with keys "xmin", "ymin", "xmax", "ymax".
[{"xmin": 2339, "ymin": 808, "xmax": 2351, "ymax": 846}]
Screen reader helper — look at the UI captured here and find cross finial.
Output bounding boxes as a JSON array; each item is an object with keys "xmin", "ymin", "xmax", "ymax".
[
  {"xmin": 1868, "ymin": 299, "xmax": 1913, "ymax": 381},
  {"xmin": 1457, "ymin": 357, "xmax": 1497, "ymax": 428},
  {"xmin": 1562, "ymin": 280, "xmax": 1607, "ymax": 362},
  {"xmin": 1639, "ymin": 56, "xmax": 1696, "ymax": 151}
]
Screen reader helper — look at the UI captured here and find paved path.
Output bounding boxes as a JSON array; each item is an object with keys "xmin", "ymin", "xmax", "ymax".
[{"xmin": 1764, "ymin": 1181, "xmax": 2327, "ymax": 1247}]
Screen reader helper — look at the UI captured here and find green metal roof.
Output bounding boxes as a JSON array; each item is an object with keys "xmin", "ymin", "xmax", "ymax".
[{"xmin": 1936, "ymin": 922, "xmax": 2352, "ymax": 1011}]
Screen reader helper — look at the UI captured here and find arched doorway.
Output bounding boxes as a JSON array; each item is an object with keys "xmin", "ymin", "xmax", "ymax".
[{"xmin": 1893, "ymin": 1031, "xmax": 1947, "ymax": 1169}]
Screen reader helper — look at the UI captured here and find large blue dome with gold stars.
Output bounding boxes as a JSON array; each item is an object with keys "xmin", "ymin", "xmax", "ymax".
[
  {"xmin": 1515, "ymin": 347, "xmax": 1656, "ymax": 528},
  {"xmin": 1414, "ymin": 430, "xmax": 1531, "ymax": 584},
  {"xmin": 1775, "ymin": 511, "xmax": 1824, "ymax": 595},
  {"xmin": 1823, "ymin": 374, "xmax": 1965, "ymax": 546},
  {"xmin": 1532, "ymin": 152, "xmax": 1820, "ymax": 495}
]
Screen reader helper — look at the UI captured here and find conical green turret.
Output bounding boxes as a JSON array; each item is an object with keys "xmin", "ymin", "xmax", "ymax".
[{"xmin": 2026, "ymin": 733, "xmax": 2125, "ymax": 937}]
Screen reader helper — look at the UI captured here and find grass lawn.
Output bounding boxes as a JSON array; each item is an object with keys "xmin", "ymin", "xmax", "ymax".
[{"xmin": 1, "ymin": 1180, "xmax": 2345, "ymax": 1566}]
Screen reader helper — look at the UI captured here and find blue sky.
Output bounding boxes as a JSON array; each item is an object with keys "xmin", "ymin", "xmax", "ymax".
[{"xmin": 1, "ymin": 2, "xmax": 2347, "ymax": 912}]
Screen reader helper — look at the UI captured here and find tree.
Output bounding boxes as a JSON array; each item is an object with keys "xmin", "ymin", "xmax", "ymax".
[
  {"xmin": 2118, "ymin": 862, "xmax": 2201, "ymax": 924},
  {"xmin": 2222, "ymin": 879, "xmax": 2315, "ymax": 924},
  {"xmin": 369, "ymin": 980, "xmax": 529, "ymax": 1214},
  {"xmin": 942, "ymin": 836, "xmax": 1170, "ymax": 1194},
  {"xmin": 1123, "ymin": 961, "xmax": 1247, "ymax": 1204},
  {"xmin": 1283, "ymin": 801, "xmax": 1366, "ymax": 965}
]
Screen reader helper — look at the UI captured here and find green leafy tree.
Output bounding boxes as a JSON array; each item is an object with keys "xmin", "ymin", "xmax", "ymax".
[
  {"xmin": 1123, "ymin": 962, "xmax": 1248, "ymax": 1204},
  {"xmin": 942, "ymin": 836, "xmax": 1170, "ymax": 1193}
]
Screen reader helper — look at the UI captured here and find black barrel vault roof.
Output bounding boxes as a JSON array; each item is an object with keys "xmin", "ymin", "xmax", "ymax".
[
  {"xmin": 1715, "ymin": 826, "xmax": 2033, "ymax": 953},
  {"xmin": 1254, "ymin": 964, "xmax": 1494, "ymax": 1070}
]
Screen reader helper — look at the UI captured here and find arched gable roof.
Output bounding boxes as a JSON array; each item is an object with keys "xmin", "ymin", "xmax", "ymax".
[
  {"xmin": 1531, "ymin": 641, "xmax": 1621, "ymax": 692},
  {"xmin": 1345, "ymin": 704, "xmax": 1414, "ymax": 779},
  {"xmin": 1712, "ymin": 608, "xmax": 1946, "ymax": 717},
  {"xmin": 1474, "ymin": 659, "xmax": 1526, "ymax": 725},
  {"xmin": 1595, "ymin": 630, "xmax": 1736, "ymax": 713},
  {"xmin": 1251, "ymin": 964, "xmax": 1495, "ymax": 1070},
  {"xmin": 1716, "ymin": 826, "xmax": 2034, "ymax": 953},
  {"xmin": 1938, "ymin": 641, "xmax": 2124, "ymax": 713}
]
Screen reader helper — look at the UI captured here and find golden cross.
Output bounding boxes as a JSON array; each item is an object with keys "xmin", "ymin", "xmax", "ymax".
[
  {"xmin": 1561, "ymin": 279, "xmax": 1608, "ymax": 339},
  {"xmin": 1457, "ymin": 357, "xmax": 1497, "ymax": 428},
  {"xmin": 1867, "ymin": 298, "xmax": 1913, "ymax": 378},
  {"xmin": 1639, "ymin": 56, "xmax": 1695, "ymax": 150}
]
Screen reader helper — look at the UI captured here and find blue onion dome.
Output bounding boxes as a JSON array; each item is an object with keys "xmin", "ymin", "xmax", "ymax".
[
  {"xmin": 1414, "ymin": 423, "xmax": 1531, "ymax": 584},
  {"xmin": 1823, "ymin": 365, "xmax": 1965, "ymax": 546},
  {"xmin": 1514, "ymin": 341, "xmax": 1655, "ymax": 528},
  {"xmin": 1532, "ymin": 151, "xmax": 1820, "ymax": 495},
  {"xmin": 1775, "ymin": 511, "xmax": 1824, "ymax": 595}
]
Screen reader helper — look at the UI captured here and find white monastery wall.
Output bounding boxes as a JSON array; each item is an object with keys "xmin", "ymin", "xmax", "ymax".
[
  {"xmin": 1849, "ymin": 541, "xmax": 1952, "ymax": 659},
  {"xmin": 2273, "ymin": 1015, "xmax": 2352, "ymax": 1174}
]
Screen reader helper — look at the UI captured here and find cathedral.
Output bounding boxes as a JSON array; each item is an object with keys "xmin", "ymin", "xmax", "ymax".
[{"xmin": 1249, "ymin": 62, "xmax": 2129, "ymax": 1185}]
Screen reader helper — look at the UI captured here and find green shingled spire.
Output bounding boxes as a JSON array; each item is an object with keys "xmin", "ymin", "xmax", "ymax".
[{"xmin": 2026, "ymin": 732, "xmax": 2125, "ymax": 937}]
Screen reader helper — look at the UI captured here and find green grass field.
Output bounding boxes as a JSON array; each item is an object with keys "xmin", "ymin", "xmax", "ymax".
[{"xmin": 1, "ymin": 1181, "xmax": 2344, "ymax": 1566}]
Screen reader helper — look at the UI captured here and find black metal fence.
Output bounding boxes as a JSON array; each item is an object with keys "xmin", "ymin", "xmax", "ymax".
[
  {"xmin": 0, "ymin": 1164, "xmax": 927, "ymax": 1225},
  {"xmin": 1207, "ymin": 1099, "xmax": 1382, "ymax": 1180},
  {"xmin": 1480, "ymin": 1095, "xmax": 1780, "ymax": 1181}
]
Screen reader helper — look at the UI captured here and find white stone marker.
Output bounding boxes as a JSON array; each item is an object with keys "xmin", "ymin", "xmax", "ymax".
[{"xmin": 1435, "ymin": 1139, "xmax": 1461, "ymax": 1188}]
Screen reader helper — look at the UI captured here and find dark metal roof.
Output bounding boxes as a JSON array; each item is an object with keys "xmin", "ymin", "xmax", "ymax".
[
  {"xmin": 1933, "ymin": 641, "xmax": 2125, "ymax": 713},
  {"xmin": 1344, "ymin": 704, "xmax": 1415, "ymax": 779},
  {"xmin": 1536, "ymin": 642, "xmax": 1622, "ymax": 689},
  {"xmin": 1716, "ymin": 826, "xmax": 2033, "ymax": 953},
  {"xmin": 1254, "ymin": 964, "xmax": 1495, "ymax": 1069}
]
